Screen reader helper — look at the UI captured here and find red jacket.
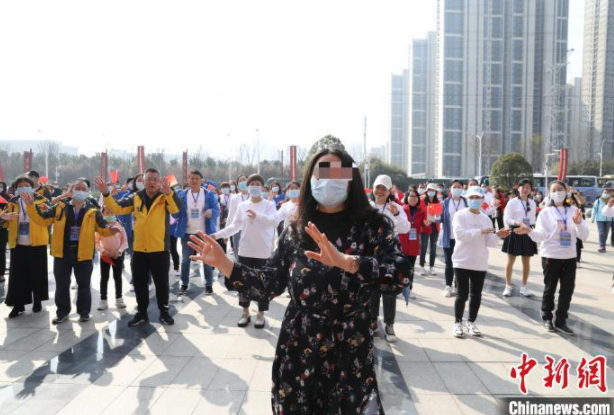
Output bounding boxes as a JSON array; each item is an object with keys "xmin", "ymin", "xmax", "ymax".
[
  {"xmin": 421, "ymin": 200, "xmax": 441, "ymax": 234},
  {"xmin": 399, "ymin": 204, "xmax": 426, "ymax": 257}
]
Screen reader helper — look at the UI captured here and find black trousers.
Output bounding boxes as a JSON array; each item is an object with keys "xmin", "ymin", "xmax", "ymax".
[
  {"xmin": 54, "ymin": 250, "xmax": 94, "ymax": 318},
  {"xmin": 541, "ymin": 257, "xmax": 576, "ymax": 323},
  {"xmin": 169, "ymin": 237, "xmax": 180, "ymax": 271},
  {"xmin": 370, "ymin": 288, "xmax": 397, "ymax": 326},
  {"xmin": 491, "ymin": 215, "xmax": 504, "ymax": 230},
  {"xmin": 454, "ymin": 268, "xmax": 486, "ymax": 323},
  {"xmin": 100, "ymin": 253, "xmax": 125, "ymax": 300},
  {"xmin": 133, "ymin": 251, "xmax": 170, "ymax": 316},
  {"xmin": 0, "ymin": 228, "xmax": 7, "ymax": 277},
  {"xmin": 5, "ymin": 245, "xmax": 49, "ymax": 308},
  {"xmin": 238, "ymin": 256, "xmax": 269, "ymax": 312},
  {"xmin": 443, "ymin": 239, "xmax": 456, "ymax": 287}
]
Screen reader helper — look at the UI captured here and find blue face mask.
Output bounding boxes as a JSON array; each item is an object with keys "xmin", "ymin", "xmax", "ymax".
[
  {"xmin": 452, "ymin": 188, "xmax": 464, "ymax": 198},
  {"xmin": 72, "ymin": 191, "xmax": 89, "ymax": 202},
  {"xmin": 15, "ymin": 186, "xmax": 33, "ymax": 196},
  {"xmin": 221, "ymin": 188, "xmax": 230, "ymax": 195},
  {"xmin": 603, "ymin": 193, "xmax": 611, "ymax": 200},
  {"xmin": 104, "ymin": 215, "xmax": 117, "ymax": 223},
  {"xmin": 248, "ymin": 186, "xmax": 262, "ymax": 198},
  {"xmin": 238, "ymin": 182, "xmax": 248, "ymax": 192},
  {"xmin": 417, "ymin": 188, "xmax": 426, "ymax": 195},
  {"xmin": 468, "ymin": 199, "xmax": 482, "ymax": 210},
  {"xmin": 288, "ymin": 189, "xmax": 300, "ymax": 199},
  {"xmin": 272, "ymin": 186, "xmax": 279, "ymax": 193},
  {"xmin": 310, "ymin": 178, "xmax": 349, "ymax": 207},
  {"xmin": 427, "ymin": 191, "xmax": 436, "ymax": 198}
]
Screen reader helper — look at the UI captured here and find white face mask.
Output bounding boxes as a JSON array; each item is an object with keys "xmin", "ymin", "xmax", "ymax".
[
  {"xmin": 136, "ymin": 182, "xmax": 145, "ymax": 191},
  {"xmin": 551, "ymin": 191, "xmax": 566, "ymax": 203}
]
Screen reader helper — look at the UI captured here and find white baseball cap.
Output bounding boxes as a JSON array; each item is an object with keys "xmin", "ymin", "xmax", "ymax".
[
  {"xmin": 426, "ymin": 183, "xmax": 438, "ymax": 191},
  {"xmin": 465, "ymin": 186, "xmax": 484, "ymax": 198},
  {"xmin": 373, "ymin": 175, "xmax": 393, "ymax": 190}
]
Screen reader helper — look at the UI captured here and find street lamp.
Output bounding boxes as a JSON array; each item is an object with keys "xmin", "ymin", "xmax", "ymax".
[{"xmin": 476, "ymin": 134, "xmax": 483, "ymax": 176}]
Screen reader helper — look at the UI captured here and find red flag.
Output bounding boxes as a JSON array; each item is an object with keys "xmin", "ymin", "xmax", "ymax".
[
  {"xmin": 39, "ymin": 176, "xmax": 49, "ymax": 184},
  {"xmin": 166, "ymin": 173, "xmax": 178, "ymax": 187},
  {"xmin": 0, "ymin": 195, "xmax": 7, "ymax": 204},
  {"xmin": 109, "ymin": 170, "xmax": 119, "ymax": 184}
]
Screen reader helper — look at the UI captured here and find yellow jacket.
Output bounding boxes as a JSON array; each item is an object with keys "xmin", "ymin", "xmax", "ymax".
[
  {"xmin": 28, "ymin": 199, "xmax": 114, "ymax": 261},
  {"xmin": 2, "ymin": 195, "xmax": 50, "ymax": 248},
  {"xmin": 104, "ymin": 189, "xmax": 181, "ymax": 253}
]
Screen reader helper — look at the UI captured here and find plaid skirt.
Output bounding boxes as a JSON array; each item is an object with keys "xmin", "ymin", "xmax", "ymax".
[{"xmin": 502, "ymin": 229, "xmax": 538, "ymax": 257}]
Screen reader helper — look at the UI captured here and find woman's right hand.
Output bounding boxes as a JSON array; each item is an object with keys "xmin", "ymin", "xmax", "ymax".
[
  {"xmin": 513, "ymin": 223, "xmax": 531, "ymax": 235},
  {"xmin": 188, "ymin": 231, "xmax": 234, "ymax": 276},
  {"xmin": 0, "ymin": 210, "xmax": 18, "ymax": 221}
]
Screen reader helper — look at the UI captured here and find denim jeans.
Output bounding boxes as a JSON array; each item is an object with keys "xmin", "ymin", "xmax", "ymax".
[
  {"xmin": 596, "ymin": 221, "xmax": 611, "ymax": 249},
  {"xmin": 181, "ymin": 236, "xmax": 213, "ymax": 287},
  {"xmin": 420, "ymin": 231, "xmax": 438, "ymax": 268}
]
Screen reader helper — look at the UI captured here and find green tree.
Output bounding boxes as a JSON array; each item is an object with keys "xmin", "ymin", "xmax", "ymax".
[
  {"xmin": 305, "ymin": 135, "xmax": 346, "ymax": 166},
  {"xmin": 366, "ymin": 157, "xmax": 411, "ymax": 190},
  {"xmin": 489, "ymin": 153, "xmax": 533, "ymax": 189}
]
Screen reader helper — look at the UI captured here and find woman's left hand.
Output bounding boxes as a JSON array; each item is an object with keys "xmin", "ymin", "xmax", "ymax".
[
  {"xmin": 496, "ymin": 228, "xmax": 511, "ymax": 239},
  {"xmin": 387, "ymin": 204, "xmax": 399, "ymax": 216},
  {"xmin": 304, "ymin": 221, "xmax": 354, "ymax": 272}
]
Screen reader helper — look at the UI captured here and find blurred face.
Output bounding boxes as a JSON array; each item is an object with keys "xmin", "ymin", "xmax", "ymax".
[
  {"xmin": 103, "ymin": 206, "xmax": 113, "ymax": 216},
  {"xmin": 189, "ymin": 174, "xmax": 202, "ymax": 189},
  {"xmin": 73, "ymin": 181, "xmax": 88, "ymax": 192},
  {"xmin": 408, "ymin": 193, "xmax": 419, "ymax": 206},
  {"xmin": 451, "ymin": 182, "xmax": 463, "ymax": 190},
  {"xmin": 374, "ymin": 184, "xmax": 390, "ymax": 202},
  {"xmin": 520, "ymin": 183, "xmax": 532, "ymax": 197},
  {"xmin": 550, "ymin": 183, "xmax": 566, "ymax": 194},
  {"xmin": 17, "ymin": 180, "xmax": 32, "ymax": 189},
  {"xmin": 30, "ymin": 177, "xmax": 39, "ymax": 188},
  {"xmin": 143, "ymin": 172, "xmax": 161, "ymax": 192}
]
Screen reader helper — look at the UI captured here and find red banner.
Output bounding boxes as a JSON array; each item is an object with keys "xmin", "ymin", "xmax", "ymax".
[
  {"xmin": 182, "ymin": 150, "xmax": 188, "ymax": 186},
  {"xmin": 109, "ymin": 169, "xmax": 119, "ymax": 184},
  {"xmin": 290, "ymin": 145, "xmax": 297, "ymax": 181},
  {"xmin": 558, "ymin": 148, "xmax": 569, "ymax": 182},
  {"xmin": 101, "ymin": 152, "xmax": 109, "ymax": 182},
  {"xmin": 23, "ymin": 149, "xmax": 33, "ymax": 173},
  {"xmin": 137, "ymin": 146, "xmax": 145, "ymax": 174}
]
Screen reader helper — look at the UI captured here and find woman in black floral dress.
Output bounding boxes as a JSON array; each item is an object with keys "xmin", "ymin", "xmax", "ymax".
[{"xmin": 189, "ymin": 148, "xmax": 410, "ymax": 414}]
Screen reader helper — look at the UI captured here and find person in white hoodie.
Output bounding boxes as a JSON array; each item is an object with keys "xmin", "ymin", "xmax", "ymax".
[
  {"xmin": 452, "ymin": 186, "xmax": 511, "ymax": 338},
  {"xmin": 515, "ymin": 180, "xmax": 588, "ymax": 335},
  {"xmin": 213, "ymin": 174, "xmax": 278, "ymax": 329},
  {"xmin": 369, "ymin": 174, "xmax": 410, "ymax": 343}
]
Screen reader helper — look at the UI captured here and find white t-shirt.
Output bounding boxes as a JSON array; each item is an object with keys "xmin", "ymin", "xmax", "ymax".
[
  {"xmin": 370, "ymin": 201, "xmax": 411, "ymax": 234},
  {"xmin": 529, "ymin": 205, "xmax": 589, "ymax": 259},
  {"xmin": 447, "ymin": 197, "xmax": 467, "ymax": 240},
  {"xmin": 216, "ymin": 198, "xmax": 278, "ymax": 259},
  {"xmin": 504, "ymin": 197, "xmax": 537, "ymax": 227},
  {"xmin": 226, "ymin": 192, "xmax": 249, "ymax": 228},
  {"xmin": 276, "ymin": 200, "xmax": 298, "ymax": 230},
  {"xmin": 451, "ymin": 209, "xmax": 500, "ymax": 271},
  {"xmin": 186, "ymin": 188, "xmax": 206, "ymax": 235},
  {"xmin": 17, "ymin": 200, "xmax": 31, "ymax": 246}
]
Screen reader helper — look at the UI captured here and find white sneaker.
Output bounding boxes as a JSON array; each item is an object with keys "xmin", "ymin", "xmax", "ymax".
[
  {"xmin": 429, "ymin": 267, "xmax": 436, "ymax": 276},
  {"xmin": 419, "ymin": 266, "xmax": 426, "ymax": 276},
  {"xmin": 97, "ymin": 300, "xmax": 108, "ymax": 311},
  {"xmin": 130, "ymin": 284, "xmax": 135, "ymax": 292},
  {"xmin": 453, "ymin": 322, "xmax": 464, "ymax": 338},
  {"xmin": 174, "ymin": 269, "xmax": 181, "ymax": 277},
  {"xmin": 384, "ymin": 324, "xmax": 397, "ymax": 343},
  {"xmin": 115, "ymin": 297, "xmax": 127, "ymax": 308},
  {"xmin": 503, "ymin": 286, "xmax": 513, "ymax": 297},
  {"xmin": 148, "ymin": 283, "xmax": 153, "ymax": 292},
  {"xmin": 254, "ymin": 313, "xmax": 265, "ymax": 329},
  {"xmin": 443, "ymin": 286, "xmax": 452, "ymax": 297},
  {"xmin": 465, "ymin": 321, "xmax": 482, "ymax": 337},
  {"xmin": 451, "ymin": 285, "xmax": 458, "ymax": 296},
  {"xmin": 71, "ymin": 284, "xmax": 77, "ymax": 290},
  {"xmin": 519, "ymin": 286, "xmax": 533, "ymax": 297}
]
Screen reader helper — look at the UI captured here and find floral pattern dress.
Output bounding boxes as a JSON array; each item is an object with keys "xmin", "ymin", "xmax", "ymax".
[{"xmin": 227, "ymin": 210, "xmax": 410, "ymax": 414}]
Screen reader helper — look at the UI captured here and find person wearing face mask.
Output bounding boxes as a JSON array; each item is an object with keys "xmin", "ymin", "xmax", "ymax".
[
  {"xmin": 421, "ymin": 183, "xmax": 442, "ymax": 276},
  {"xmin": 225, "ymin": 174, "xmax": 249, "ymax": 255},
  {"xmin": 592, "ymin": 186, "xmax": 614, "ymax": 252},
  {"xmin": 96, "ymin": 168, "xmax": 182, "ymax": 327},
  {"xmin": 27, "ymin": 170, "xmax": 52, "ymax": 201},
  {"xmin": 502, "ymin": 179, "xmax": 538, "ymax": 297},
  {"xmin": 275, "ymin": 181, "xmax": 301, "ymax": 230},
  {"xmin": 515, "ymin": 181, "xmax": 588, "ymax": 335},
  {"xmin": 369, "ymin": 175, "xmax": 410, "ymax": 342},
  {"xmin": 440, "ymin": 180, "xmax": 468, "ymax": 297},
  {"xmin": 0, "ymin": 176, "xmax": 51, "ymax": 317},
  {"xmin": 417, "ymin": 184, "xmax": 427, "ymax": 199},
  {"xmin": 188, "ymin": 148, "xmax": 410, "ymax": 414},
  {"xmin": 217, "ymin": 182, "xmax": 233, "ymax": 257},
  {"xmin": 96, "ymin": 205, "xmax": 128, "ymax": 310},
  {"xmin": 212, "ymin": 174, "xmax": 278, "ymax": 328},
  {"xmin": 174, "ymin": 170, "xmax": 220, "ymax": 296},
  {"xmin": 0, "ymin": 181, "xmax": 9, "ymax": 283},
  {"xmin": 401, "ymin": 189, "xmax": 427, "ymax": 300},
  {"xmin": 24, "ymin": 179, "xmax": 119, "ymax": 323},
  {"xmin": 451, "ymin": 187, "xmax": 511, "ymax": 338}
]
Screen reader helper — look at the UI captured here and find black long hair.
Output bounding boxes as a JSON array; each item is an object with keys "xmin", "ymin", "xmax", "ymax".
[{"xmin": 292, "ymin": 148, "xmax": 384, "ymax": 248}]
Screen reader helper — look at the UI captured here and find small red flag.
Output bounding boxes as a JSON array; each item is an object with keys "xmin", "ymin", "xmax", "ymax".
[{"xmin": 109, "ymin": 170, "xmax": 120, "ymax": 184}]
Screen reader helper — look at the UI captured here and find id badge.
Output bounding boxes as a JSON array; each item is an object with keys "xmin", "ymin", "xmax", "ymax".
[
  {"xmin": 190, "ymin": 208, "xmax": 200, "ymax": 219},
  {"xmin": 559, "ymin": 231, "xmax": 572, "ymax": 247},
  {"xmin": 409, "ymin": 228, "xmax": 418, "ymax": 241},
  {"xmin": 522, "ymin": 217, "xmax": 531, "ymax": 226},
  {"xmin": 18, "ymin": 222, "xmax": 29, "ymax": 236},
  {"xmin": 69, "ymin": 226, "xmax": 80, "ymax": 242}
]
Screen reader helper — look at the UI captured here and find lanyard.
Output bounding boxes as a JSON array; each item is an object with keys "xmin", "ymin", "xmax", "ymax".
[
  {"xmin": 241, "ymin": 194, "xmax": 247, "ymax": 202},
  {"xmin": 452, "ymin": 198, "xmax": 463, "ymax": 212},
  {"xmin": 409, "ymin": 206, "xmax": 417, "ymax": 222},
  {"xmin": 554, "ymin": 206, "xmax": 568, "ymax": 231},
  {"xmin": 521, "ymin": 198, "xmax": 529, "ymax": 218},
  {"xmin": 19, "ymin": 200, "xmax": 27, "ymax": 221},
  {"xmin": 190, "ymin": 189, "xmax": 201, "ymax": 205},
  {"xmin": 380, "ymin": 202, "xmax": 388, "ymax": 214}
]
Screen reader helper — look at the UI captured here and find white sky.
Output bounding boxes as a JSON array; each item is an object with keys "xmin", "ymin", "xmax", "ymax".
[{"xmin": 0, "ymin": 0, "xmax": 585, "ymax": 160}]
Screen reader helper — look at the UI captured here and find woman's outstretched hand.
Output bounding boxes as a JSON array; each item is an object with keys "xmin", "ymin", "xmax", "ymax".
[
  {"xmin": 304, "ymin": 221, "xmax": 358, "ymax": 273},
  {"xmin": 188, "ymin": 231, "xmax": 234, "ymax": 277}
]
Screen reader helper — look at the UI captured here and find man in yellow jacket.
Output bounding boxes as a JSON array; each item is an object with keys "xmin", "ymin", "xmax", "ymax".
[
  {"xmin": 23, "ymin": 178, "xmax": 119, "ymax": 324},
  {"xmin": 95, "ymin": 168, "xmax": 182, "ymax": 326},
  {"xmin": 0, "ymin": 175, "xmax": 50, "ymax": 318}
]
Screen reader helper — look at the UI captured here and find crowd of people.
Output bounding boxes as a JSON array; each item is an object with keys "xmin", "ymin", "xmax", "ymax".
[{"xmin": 0, "ymin": 149, "xmax": 612, "ymax": 414}]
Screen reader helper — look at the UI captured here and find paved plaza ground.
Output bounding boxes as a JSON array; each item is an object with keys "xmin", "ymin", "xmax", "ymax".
[{"xmin": 0, "ymin": 221, "xmax": 613, "ymax": 414}]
